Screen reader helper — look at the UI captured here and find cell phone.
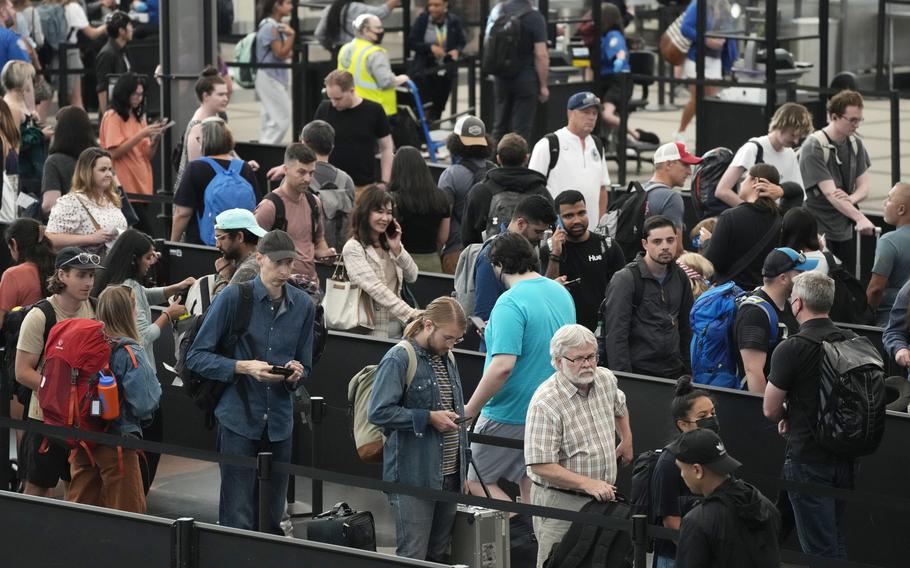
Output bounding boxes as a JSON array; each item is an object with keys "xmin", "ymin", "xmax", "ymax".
[
  {"xmin": 385, "ymin": 220, "xmax": 399, "ymax": 237},
  {"xmin": 556, "ymin": 216, "xmax": 565, "ymax": 231},
  {"xmin": 469, "ymin": 316, "xmax": 486, "ymax": 332},
  {"xmin": 454, "ymin": 416, "xmax": 473, "ymax": 425},
  {"xmin": 159, "ymin": 120, "xmax": 176, "ymax": 130},
  {"xmin": 269, "ymin": 365, "xmax": 295, "ymax": 377}
]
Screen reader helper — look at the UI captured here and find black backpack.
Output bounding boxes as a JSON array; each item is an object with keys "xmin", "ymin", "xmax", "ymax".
[
  {"xmin": 824, "ymin": 252, "xmax": 875, "ymax": 325},
  {"xmin": 602, "ymin": 181, "xmax": 651, "ymax": 262},
  {"xmin": 264, "ymin": 189, "xmax": 321, "ymax": 241},
  {"xmin": 543, "ymin": 498, "xmax": 633, "ymax": 568},
  {"xmin": 691, "ymin": 141, "xmax": 764, "ymax": 219},
  {"xmin": 795, "ymin": 331, "xmax": 886, "ymax": 458},
  {"xmin": 1, "ymin": 300, "xmax": 56, "ymax": 405},
  {"xmin": 460, "ymin": 159, "xmax": 497, "ymax": 188},
  {"xmin": 629, "ymin": 449, "xmax": 662, "ymax": 524},
  {"xmin": 176, "ymin": 281, "xmax": 254, "ymax": 430},
  {"xmin": 482, "ymin": 4, "xmax": 533, "ymax": 77}
]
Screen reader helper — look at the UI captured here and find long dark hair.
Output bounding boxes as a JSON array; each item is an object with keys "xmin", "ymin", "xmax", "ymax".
[
  {"xmin": 670, "ymin": 375, "xmax": 713, "ymax": 432},
  {"xmin": 324, "ymin": 0, "xmax": 355, "ymax": 46},
  {"xmin": 349, "ymin": 185, "xmax": 395, "ymax": 250},
  {"xmin": 92, "ymin": 229, "xmax": 156, "ymax": 296},
  {"xmin": 781, "ymin": 207, "xmax": 820, "ymax": 253},
  {"xmin": 48, "ymin": 106, "xmax": 96, "ymax": 158},
  {"xmin": 5, "ymin": 219, "xmax": 55, "ymax": 296},
  {"xmin": 110, "ymin": 72, "xmax": 146, "ymax": 122},
  {"xmin": 389, "ymin": 146, "xmax": 449, "ymax": 217}
]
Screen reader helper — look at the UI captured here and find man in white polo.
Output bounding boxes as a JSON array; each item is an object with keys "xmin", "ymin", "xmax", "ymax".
[{"xmin": 528, "ymin": 91, "xmax": 611, "ymax": 228}]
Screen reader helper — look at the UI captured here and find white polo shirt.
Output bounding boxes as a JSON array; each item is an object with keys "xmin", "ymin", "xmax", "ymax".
[{"xmin": 528, "ymin": 127, "xmax": 611, "ymax": 230}]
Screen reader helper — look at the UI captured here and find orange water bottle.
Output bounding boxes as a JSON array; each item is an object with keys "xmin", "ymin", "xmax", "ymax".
[{"xmin": 98, "ymin": 372, "xmax": 120, "ymax": 420}]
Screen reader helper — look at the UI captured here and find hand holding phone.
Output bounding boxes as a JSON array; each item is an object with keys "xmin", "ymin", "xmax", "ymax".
[
  {"xmin": 269, "ymin": 365, "xmax": 295, "ymax": 378},
  {"xmin": 385, "ymin": 219, "xmax": 399, "ymax": 238}
]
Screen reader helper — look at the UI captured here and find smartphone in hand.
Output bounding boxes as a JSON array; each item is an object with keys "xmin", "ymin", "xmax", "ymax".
[
  {"xmin": 385, "ymin": 220, "xmax": 399, "ymax": 238},
  {"xmin": 269, "ymin": 365, "xmax": 295, "ymax": 378}
]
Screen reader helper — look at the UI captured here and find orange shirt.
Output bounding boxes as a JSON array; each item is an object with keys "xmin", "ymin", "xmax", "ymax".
[
  {"xmin": 0, "ymin": 262, "xmax": 43, "ymax": 311},
  {"xmin": 99, "ymin": 109, "xmax": 153, "ymax": 198}
]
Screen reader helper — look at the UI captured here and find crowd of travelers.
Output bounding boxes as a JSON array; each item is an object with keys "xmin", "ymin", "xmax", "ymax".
[{"xmin": 0, "ymin": 2, "xmax": 903, "ymax": 568}]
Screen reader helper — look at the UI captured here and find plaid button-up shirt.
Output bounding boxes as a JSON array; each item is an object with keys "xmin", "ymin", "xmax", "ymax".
[{"xmin": 525, "ymin": 367, "xmax": 627, "ymax": 488}]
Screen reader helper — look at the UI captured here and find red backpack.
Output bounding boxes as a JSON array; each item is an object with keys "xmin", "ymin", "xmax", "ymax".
[{"xmin": 38, "ymin": 318, "xmax": 112, "ymax": 460}]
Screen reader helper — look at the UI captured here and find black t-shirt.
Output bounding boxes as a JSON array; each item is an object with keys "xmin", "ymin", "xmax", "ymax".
[
  {"xmin": 734, "ymin": 289, "xmax": 799, "ymax": 378},
  {"xmin": 95, "ymin": 39, "xmax": 130, "ymax": 93},
  {"xmin": 313, "ymin": 99, "xmax": 391, "ymax": 186},
  {"xmin": 496, "ymin": 0, "xmax": 547, "ymax": 83},
  {"xmin": 703, "ymin": 203, "xmax": 780, "ymax": 290},
  {"xmin": 398, "ymin": 202, "xmax": 448, "ymax": 255},
  {"xmin": 651, "ymin": 447, "xmax": 697, "ymax": 558},
  {"xmin": 541, "ymin": 234, "xmax": 626, "ymax": 331},
  {"xmin": 173, "ymin": 158, "xmax": 261, "ymax": 244},
  {"xmin": 768, "ymin": 317, "xmax": 847, "ymax": 463}
]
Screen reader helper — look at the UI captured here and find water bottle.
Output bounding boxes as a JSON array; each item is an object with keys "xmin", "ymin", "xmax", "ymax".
[{"xmin": 98, "ymin": 372, "xmax": 120, "ymax": 421}]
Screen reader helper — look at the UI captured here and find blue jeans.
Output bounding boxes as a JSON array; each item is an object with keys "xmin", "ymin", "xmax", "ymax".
[
  {"xmin": 653, "ymin": 554, "xmax": 676, "ymax": 568},
  {"xmin": 217, "ymin": 424, "xmax": 292, "ymax": 535},
  {"xmin": 389, "ymin": 473, "xmax": 460, "ymax": 561},
  {"xmin": 783, "ymin": 458, "xmax": 854, "ymax": 565}
]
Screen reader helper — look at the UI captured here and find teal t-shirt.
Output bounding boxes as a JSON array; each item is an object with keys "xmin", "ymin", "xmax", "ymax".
[{"xmin": 482, "ymin": 277, "xmax": 576, "ymax": 424}]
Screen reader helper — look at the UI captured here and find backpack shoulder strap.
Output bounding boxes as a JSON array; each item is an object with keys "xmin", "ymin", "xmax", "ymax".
[
  {"xmin": 740, "ymin": 295, "xmax": 780, "ymax": 344},
  {"xmin": 36, "ymin": 299, "xmax": 56, "ymax": 346},
  {"xmin": 227, "ymin": 159, "xmax": 244, "ymax": 175},
  {"xmin": 230, "ymin": 282, "xmax": 254, "ymax": 350},
  {"xmin": 112, "ymin": 341, "xmax": 140, "ymax": 369},
  {"xmin": 304, "ymin": 190, "xmax": 320, "ymax": 241},
  {"xmin": 628, "ymin": 262, "xmax": 645, "ymax": 309},
  {"xmin": 264, "ymin": 192, "xmax": 287, "ymax": 232},
  {"xmin": 199, "ymin": 156, "xmax": 225, "ymax": 174},
  {"xmin": 396, "ymin": 340, "xmax": 419, "ymax": 388},
  {"xmin": 592, "ymin": 135, "xmax": 604, "ymax": 160},
  {"xmin": 546, "ymin": 133, "xmax": 560, "ymax": 176},
  {"xmin": 750, "ymin": 139, "xmax": 764, "ymax": 164}
]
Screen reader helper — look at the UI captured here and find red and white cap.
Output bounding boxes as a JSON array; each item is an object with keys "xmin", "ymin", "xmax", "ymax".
[{"xmin": 653, "ymin": 142, "xmax": 703, "ymax": 165}]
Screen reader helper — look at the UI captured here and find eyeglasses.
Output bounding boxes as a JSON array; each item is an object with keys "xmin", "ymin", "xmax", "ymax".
[
  {"xmin": 840, "ymin": 115, "xmax": 864, "ymax": 126},
  {"xmin": 443, "ymin": 335, "xmax": 465, "ymax": 345},
  {"xmin": 60, "ymin": 253, "xmax": 101, "ymax": 267},
  {"xmin": 562, "ymin": 354, "xmax": 597, "ymax": 365}
]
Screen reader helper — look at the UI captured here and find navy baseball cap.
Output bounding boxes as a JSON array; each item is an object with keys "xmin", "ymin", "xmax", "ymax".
[
  {"xmin": 762, "ymin": 247, "xmax": 819, "ymax": 278},
  {"xmin": 567, "ymin": 91, "xmax": 601, "ymax": 111}
]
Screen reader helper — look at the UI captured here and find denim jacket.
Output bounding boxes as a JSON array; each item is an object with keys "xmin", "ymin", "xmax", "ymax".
[
  {"xmin": 185, "ymin": 277, "xmax": 315, "ymax": 441},
  {"xmin": 108, "ymin": 338, "xmax": 161, "ymax": 437},
  {"xmin": 368, "ymin": 339, "xmax": 468, "ymax": 490}
]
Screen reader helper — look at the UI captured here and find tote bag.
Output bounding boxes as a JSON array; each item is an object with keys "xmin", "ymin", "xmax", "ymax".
[
  {"xmin": 659, "ymin": 13, "xmax": 690, "ymax": 66},
  {"xmin": 323, "ymin": 263, "xmax": 373, "ymax": 331}
]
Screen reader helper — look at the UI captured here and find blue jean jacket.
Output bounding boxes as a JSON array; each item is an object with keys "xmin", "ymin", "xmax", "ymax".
[
  {"xmin": 109, "ymin": 338, "xmax": 161, "ymax": 437},
  {"xmin": 368, "ymin": 339, "xmax": 468, "ymax": 491}
]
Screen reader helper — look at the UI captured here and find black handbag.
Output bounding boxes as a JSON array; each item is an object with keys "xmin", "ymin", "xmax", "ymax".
[{"xmin": 300, "ymin": 502, "xmax": 376, "ymax": 551}]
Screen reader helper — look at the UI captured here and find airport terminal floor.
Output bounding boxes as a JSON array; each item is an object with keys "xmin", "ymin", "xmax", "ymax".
[{"xmin": 3, "ymin": 1, "xmax": 910, "ymax": 568}]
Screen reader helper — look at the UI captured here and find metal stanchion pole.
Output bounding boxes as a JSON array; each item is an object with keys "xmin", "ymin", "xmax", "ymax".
[
  {"xmin": 257, "ymin": 452, "xmax": 273, "ymax": 532},
  {"xmin": 632, "ymin": 514, "xmax": 648, "ymax": 568},
  {"xmin": 617, "ymin": 73, "xmax": 630, "ymax": 186},
  {"xmin": 310, "ymin": 396, "xmax": 326, "ymax": 515},
  {"xmin": 0, "ymin": 358, "xmax": 10, "ymax": 491},
  {"xmin": 694, "ymin": 0, "xmax": 707, "ymax": 154},
  {"xmin": 172, "ymin": 517, "xmax": 196, "ymax": 568},
  {"xmin": 891, "ymin": 90, "xmax": 901, "ymax": 185}
]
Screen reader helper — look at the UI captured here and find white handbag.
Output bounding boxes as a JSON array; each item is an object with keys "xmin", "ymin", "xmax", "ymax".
[{"xmin": 322, "ymin": 263, "xmax": 373, "ymax": 331}]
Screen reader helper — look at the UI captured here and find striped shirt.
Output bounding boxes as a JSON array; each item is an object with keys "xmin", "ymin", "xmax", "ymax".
[
  {"xmin": 525, "ymin": 367, "xmax": 627, "ymax": 488},
  {"xmin": 430, "ymin": 354, "xmax": 459, "ymax": 476}
]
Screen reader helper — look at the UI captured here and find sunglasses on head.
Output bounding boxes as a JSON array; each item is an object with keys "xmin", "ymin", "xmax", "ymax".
[{"xmin": 60, "ymin": 253, "xmax": 101, "ymax": 268}]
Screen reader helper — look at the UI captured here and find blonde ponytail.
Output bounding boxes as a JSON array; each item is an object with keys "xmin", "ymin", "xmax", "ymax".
[{"xmin": 403, "ymin": 297, "xmax": 467, "ymax": 338}]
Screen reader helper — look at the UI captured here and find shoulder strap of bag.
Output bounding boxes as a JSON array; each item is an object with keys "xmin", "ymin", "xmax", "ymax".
[
  {"xmin": 750, "ymin": 139, "xmax": 764, "ymax": 164},
  {"xmin": 37, "ymin": 299, "xmax": 56, "ymax": 347},
  {"xmin": 396, "ymin": 339, "xmax": 419, "ymax": 388},
  {"xmin": 717, "ymin": 216, "xmax": 782, "ymax": 285},
  {"xmin": 75, "ymin": 195, "xmax": 102, "ymax": 231},
  {"xmin": 304, "ymin": 190, "xmax": 320, "ymax": 241},
  {"xmin": 546, "ymin": 133, "xmax": 559, "ymax": 176},
  {"xmin": 264, "ymin": 192, "xmax": 287, "ymax": 231},
  {"xmin": 200, "ymin": 156, "xmax": 227, "ymax": 175}
]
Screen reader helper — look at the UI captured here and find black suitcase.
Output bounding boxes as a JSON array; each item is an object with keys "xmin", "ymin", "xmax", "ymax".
[{"xmin": 298, "ymin": 502, "xmax": 377, "ymax": 551}]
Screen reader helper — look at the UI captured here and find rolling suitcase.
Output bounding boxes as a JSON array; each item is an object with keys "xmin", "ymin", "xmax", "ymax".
[
  {"xmin": 451, "ymin": 505, "xmax": 510, "ymax": 568},
  {"xmin": 297, "ymin": 502, "xmax": 377, "ymax": 551}
]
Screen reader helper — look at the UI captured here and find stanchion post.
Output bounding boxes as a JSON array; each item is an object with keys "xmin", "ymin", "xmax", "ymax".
[
  {"xmin": 819, "ymin": 0, "xmax": 829, "ymax": 92},
  {"xmin": 632, "ymin": 514, "xmax": 648, "ymax": 568},
  {"xmin": 890, "ymin": 90, "xmax": 901, "ymax": 185},
  {"xmin": 257, "ymin": 452, "xmax": 273, "ymax": 532},
  {"xmin": 764, "ymin": 0, "xmax": 778, "ymax": 122},
  {"xmin": 694, "ymin": 0, "xmax": 706, "ymax": 154},
  {"xmin": 58, "ymin": 45, "xmax": 70, "ymax": 108},
  {"xmin": 617, "ymin": 73, "xmax": 630, "ymax": 186},
  {"xmin": 876, "ymin": 0, "xmax": 886, "ymax": 90},
  {"xmin": 310, "ymin": 396, "xmax": 326, "ymax": 514},
  {"xmin": 172, "ymin": 517, "xmax": 196, "ymax": 568},
  {"xmin": 0, "ymin": 356, "xmax": 10, "ymax": 491}
]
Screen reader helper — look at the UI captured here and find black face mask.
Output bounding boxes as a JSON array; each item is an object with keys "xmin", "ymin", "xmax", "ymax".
[
  {"xmin": 696, "ymin": 416, "xmax": 720, "ymax": 433},
  {"xmin": 373, "ymin": 31, "xmax": 385, "ymax": 44}
]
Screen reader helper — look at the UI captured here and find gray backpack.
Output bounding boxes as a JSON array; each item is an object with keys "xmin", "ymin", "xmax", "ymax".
[
  {"xmin": 484, "ymin": 190, "xmax": 524, "ymax": 240},
  {"xmin": 453, "ymin": 237, "xmax": 497, "ymax": 317}
]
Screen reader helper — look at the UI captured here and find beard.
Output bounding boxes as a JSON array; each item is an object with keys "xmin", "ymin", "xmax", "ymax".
[{"xmin": 563, "ymin": 366, "xmax": 596, "ymax": 386}]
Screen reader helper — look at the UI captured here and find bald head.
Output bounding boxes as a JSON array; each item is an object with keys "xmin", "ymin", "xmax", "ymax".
[
  {"xmin": 354, "ymin": 14, "xmax": 383, "ymax": 41},
  {"xmin": 884, "ymin": 183, "xmax": 910, "ymax": 226}
]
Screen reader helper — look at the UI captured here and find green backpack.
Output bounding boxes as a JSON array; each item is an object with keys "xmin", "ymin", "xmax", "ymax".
[{"xmin": 231, "ymin": 21, "xmax": 266, "ymax": 89}]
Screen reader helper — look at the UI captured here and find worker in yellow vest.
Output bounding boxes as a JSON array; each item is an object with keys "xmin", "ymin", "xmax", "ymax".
[{"xmin": 338, "ymin": 14, "xmax": 409, "ymax": 120}]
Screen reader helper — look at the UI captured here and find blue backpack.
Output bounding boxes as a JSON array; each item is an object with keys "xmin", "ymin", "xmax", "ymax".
[
  {"xmin": 197, "ymin": 158, "xmax": 256, "ymax": 246},
  {"xmin": 690, "ymin": 282, "xmax": 778, "ymax": 389}
]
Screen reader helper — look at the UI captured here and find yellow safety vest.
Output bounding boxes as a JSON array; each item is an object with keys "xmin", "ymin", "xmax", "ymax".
[{"xmin": 338, "ymin": 37, "xmax": 397, "ymax": 116}]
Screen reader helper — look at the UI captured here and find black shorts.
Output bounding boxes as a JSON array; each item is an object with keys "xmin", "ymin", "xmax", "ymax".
[
  {"xmin": 601, "ymin": 75, "xmax": 631, "ymax": 108},
  {"xmin": 18, "ymin": 421, "xmax": 71, "ymax": 488}
]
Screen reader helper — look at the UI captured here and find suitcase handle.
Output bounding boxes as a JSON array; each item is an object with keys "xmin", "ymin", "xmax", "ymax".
[{"xmin": 316, "ymin": 501, "xmax": 354, "ymax": 519}]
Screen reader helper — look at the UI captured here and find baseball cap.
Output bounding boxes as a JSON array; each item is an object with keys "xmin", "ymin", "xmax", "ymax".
[
  {"xmin": 653, "ymin": 142, "xmax": 703, "ymax": 165},
  {"xmin": 567, "ymin": 91, "xmax": 601, "ymax": 111},
  {"xmin": 257, "ymin": 230, "xmax": 300, "ymax": 262},
  {"xmin": 668, "ymin": 428, "xmax": 742, "ymax": 475},
  {"xmin": 762, "ymin": 247, "xmax": 819, "ymax": 278},
  {"xmin": 215, "ymin": 209, "xmax": 267, "ymax": 237},
  {"xmin": 453, "ymin": 115, "xmax": 488, "ymax": 147},
  {"xmin": 55, "ymin": 247, "xmax": 105, "ymax": 270}
]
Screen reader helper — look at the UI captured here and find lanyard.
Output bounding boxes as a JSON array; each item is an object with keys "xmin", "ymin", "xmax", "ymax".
[{"xmin": 434, "ymin": 22, "xmax": 447, "ymax": 48}]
